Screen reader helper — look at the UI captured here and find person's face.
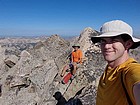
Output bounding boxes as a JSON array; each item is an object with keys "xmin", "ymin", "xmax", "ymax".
[
  {"xmin": 73, "ymin": 46, "xmax": 79, "ymax": 50},
  {"xmin": 100, "ymin": 36, "xmax": 131, "ymax": 62}
]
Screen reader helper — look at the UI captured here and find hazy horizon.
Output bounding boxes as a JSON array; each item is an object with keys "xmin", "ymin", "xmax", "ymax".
[{"xmin": 0, "ymin": 0, "xmax": 140, "ymax": 37}]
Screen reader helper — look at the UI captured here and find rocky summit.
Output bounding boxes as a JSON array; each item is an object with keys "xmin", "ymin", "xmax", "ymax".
[{"xmin": 0, "ymin": 28, "xmax": 140, "ymax": 105}]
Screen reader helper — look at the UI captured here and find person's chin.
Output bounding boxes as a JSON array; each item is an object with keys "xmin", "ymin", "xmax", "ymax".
[{"xmin": 104, "ymin": 56, "xmax": 114, "ymax": 62}]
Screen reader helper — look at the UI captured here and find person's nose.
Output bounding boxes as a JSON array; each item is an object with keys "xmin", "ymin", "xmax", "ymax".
[{"xmin": 103, "ymin": 43, "xmax": 112, "ymax": 49}]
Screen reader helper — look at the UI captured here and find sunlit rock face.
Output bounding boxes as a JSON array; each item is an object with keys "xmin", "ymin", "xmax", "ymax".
[{"xmin": 0, "ymin": 29, "xmax": 139, "ymax": 105}]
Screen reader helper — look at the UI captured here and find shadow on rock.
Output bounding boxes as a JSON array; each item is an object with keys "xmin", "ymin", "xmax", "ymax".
[
  {"xmin": 66, "ymin": 98, "xmax": 83, "ymax": 105},
  {"xmin": 53, "ymin": 90, "xmax": 83, "ymax": 105},
  {"xmin": 53, "ymin": 91, "xmax": 67, "ymax": 105},
  {"xmin": 65, "ymin": 87, "xmax": 84, "ymax": 105}
]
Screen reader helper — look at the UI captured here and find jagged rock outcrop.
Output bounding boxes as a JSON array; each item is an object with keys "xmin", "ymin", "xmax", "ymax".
[
  {"xmin": 0, "ymin": 29, "xmax": 104, "ymax": 105},
  {"xmin": 77, "ymin": 27, "xmax": 100, "ymax": 54},
  {"xmin": 4, "ymin": 55, "xmax": 18, "ymax": 68},
  {"xmin": 0, "ymin": 34, "xmax": 73, "ymax": 105},
  {"xmin": 52, "ymin": 27, "xmax": 105, "ymax": 105},
  {"xmin": 1, "ymin": 28, "xmax": 139, "ymax": 105},
  {"xmin": 0, "ymin": 26, "xmax": 112, "ymax": 105}
]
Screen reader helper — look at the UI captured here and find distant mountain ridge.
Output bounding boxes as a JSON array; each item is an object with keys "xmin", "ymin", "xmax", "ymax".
[{"xmin": 0, "ymin": 27, "xmax": 140, "ymax": 105}]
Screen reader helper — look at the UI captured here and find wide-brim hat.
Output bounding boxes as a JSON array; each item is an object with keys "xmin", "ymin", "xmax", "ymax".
[
  {"xmin": 72, "ymin": 43, "xmax": 80, "ymax": 48},
  {"xmin": 91, "ymin": 20, "xmax": 140, "ymax": 49}
]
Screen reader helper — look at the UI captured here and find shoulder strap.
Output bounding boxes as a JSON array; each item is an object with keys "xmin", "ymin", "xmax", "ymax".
[{"xmin": 121, "ymin": 72, "xmax": 133, "ymax": 105}]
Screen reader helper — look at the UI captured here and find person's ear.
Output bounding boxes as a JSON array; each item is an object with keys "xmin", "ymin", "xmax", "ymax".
[{"xmin": 125, "ymin": 39, "xmax": 134, "ymax": 50}]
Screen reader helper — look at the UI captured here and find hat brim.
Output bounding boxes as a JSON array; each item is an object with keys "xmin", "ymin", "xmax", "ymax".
[
  {"xmin": 131, "ymin": 37, "xmax": 140, "ymax": 49},
  {"xmin": 72, "ymin": 46, "xmax": 80, "ymax": 48},
  {"xmin": 91, "ymin": 32, "xmax": 140, "ymax": 49},
  {"xmin": 91, "ymin": 32, "xmax": 129, "ymax": 43}
]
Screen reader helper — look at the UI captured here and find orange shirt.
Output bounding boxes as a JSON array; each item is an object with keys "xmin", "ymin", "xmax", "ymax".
[
  {"xmin": 96, "ymin": 58, "xmax": 140, "ymax": 105},
  {"xmin": 71, "ymin": 49, "xmax": 83, "ymax": 64}
]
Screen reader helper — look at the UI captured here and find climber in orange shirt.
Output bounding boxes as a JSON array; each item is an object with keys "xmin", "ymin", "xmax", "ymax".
[
  {"xmin": 60, "ymin": 43, "xmax": 83, "ymax": 77},
  {"xmin": 71, "ymin": 44, "xmax": 83, "ymax": 75}
]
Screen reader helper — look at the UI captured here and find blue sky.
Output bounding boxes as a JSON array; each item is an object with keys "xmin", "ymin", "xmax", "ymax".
[{"xmin": 0, "ymin": 0, "xmax": 140, "ymax": 37}]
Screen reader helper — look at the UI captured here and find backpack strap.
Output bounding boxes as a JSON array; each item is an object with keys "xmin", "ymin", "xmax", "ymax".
[{"xmin": 121, "ymin": 72, "xmax": 133, "ymax": 105}]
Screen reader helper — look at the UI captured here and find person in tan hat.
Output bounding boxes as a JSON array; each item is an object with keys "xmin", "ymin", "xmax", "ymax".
[
  {"xmin": 60, "ymin": 43, "xmax": 83, "ymax": 79},
  {"xmin": 71, "ymin": 43, "xmax": 83, "ymax": 76},
  {"xmin": 91, "ymin": 20, "xmax": 140, "ymax": 105}
]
